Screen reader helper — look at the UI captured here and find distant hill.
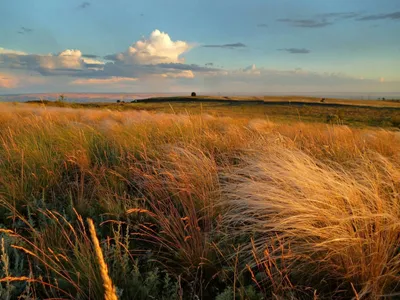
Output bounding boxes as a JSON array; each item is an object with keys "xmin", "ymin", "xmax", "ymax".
[
  {"xmin": 1, "ymin": 93, "xmax": 400, "ymax": 108},
  {"xmin": 0, "ymin": 93, "xmax": 184, "ymax": 103}
]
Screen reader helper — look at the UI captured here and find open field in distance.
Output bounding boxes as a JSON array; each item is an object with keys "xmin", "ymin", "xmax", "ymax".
[{"xmin": 25, "ymin": 96, "xmax": 400, "ymax": 129}]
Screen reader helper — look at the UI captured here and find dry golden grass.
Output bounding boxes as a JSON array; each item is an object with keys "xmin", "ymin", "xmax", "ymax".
[
  {"xmin": 223, "ymin": 145, "xmax": 400, "ymax": 298},
  {"xmin": 88, "ymin": 218, "xmax": 118, "ymax": 300},
  {"xmin": 0, "ymin": 103, "xmax": 398, "ymax": 299}
]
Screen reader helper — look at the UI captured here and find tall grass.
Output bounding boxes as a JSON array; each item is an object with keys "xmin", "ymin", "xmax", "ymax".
[
  {"xmin": 223, "ymin": 146, "xmax": 400, "ymax": 298},
  {"xmin": 0, "ymin": 103, "xmax": 399, "ymax": 299}
]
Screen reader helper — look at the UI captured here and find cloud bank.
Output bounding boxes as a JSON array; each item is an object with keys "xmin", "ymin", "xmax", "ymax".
[{"xmin": 0, "ymin": 29, "xmax": 398, "ymax": 93}]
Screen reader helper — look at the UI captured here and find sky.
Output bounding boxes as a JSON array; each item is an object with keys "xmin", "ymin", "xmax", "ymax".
[{"xmin": 0, "ymin": 0, "xmax": 399, "ymax": 95}]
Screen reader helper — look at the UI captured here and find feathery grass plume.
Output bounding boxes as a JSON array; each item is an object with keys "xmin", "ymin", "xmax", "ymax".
[
  {"xmin": 223, "ymin": 145, "xmax": 400, "ymax": 298},
  {"xmin": 87, "ymin": 218, "xmax": 118, "ymax": 300}
]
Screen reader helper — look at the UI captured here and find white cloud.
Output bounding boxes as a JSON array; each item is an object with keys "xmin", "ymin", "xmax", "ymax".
[
  {"xmin": 110, "ymin": 29, "xmax": 191, "ymax": 65},
  {"xmin": 0, "ymin": 47, "xmax": 26, "ymax": 55},
  {"xmin": 242, "ymin": 64, "xmax": 261, "ymax": 75},
  {"xmin": 41, "ymin": 50, "xmax": 105, "ymax": 70},
  {"xmin": 39, "ymin": 49, "xmax": 83, "ymax": 70},
  {"xmin": 59, "ymin": 49, "xmax": 82, "ymax": 57},
  {"xmin": 81, "ymin": 57, "xmax": 105, "ymax": 66},
  {"xmin": 161, "ymin": 70, "xmax": 194, "ymax": 78},
  {"xmin": 0, "ymin": 47, "xmax": 107, "ymax": 73},
  {"xmin": 0, "ymin": 30, "xmax": 193, "ymax": 79},
  {"xmin": 71, "ymin": 77, "xmax": 138, "ymax": 85},
  {"xmin": 0, "ymin": 73, "xmax": 18, "ymax": 88}
]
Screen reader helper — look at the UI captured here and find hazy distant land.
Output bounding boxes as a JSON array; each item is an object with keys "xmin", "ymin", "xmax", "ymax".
[{"xmin": 1, "ymin": 92, "xmax": 399, "ymax": 103}]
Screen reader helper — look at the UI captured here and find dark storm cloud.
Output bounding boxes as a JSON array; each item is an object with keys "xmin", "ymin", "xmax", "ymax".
[
  {"xmin": 357, "ymin": 11, "xmax": 400, "ymax": 21},
  {"xmin": 0, "ymin": 53, "xmax": 40, "ymax": 69},
  {"xmin": 202, "ymin": 43, "xmax": 246, "ymax": 49},
  {"xmin": 277, "ymin": 18, "xmax": 332, "ymax": 28},
  {"xmin": 21, "ymin": 26, "xmax": 33, "ymax": 33},
  {"xmin": 18, "ymin": 27, "xmax": 33, "ymax": 34},
  {"xmin": 156, "ymin": 63, "xmax": 220, "ymax": 72},
  {"xmin": 36, "ymin": 68, "xmax": 85, "ymax": 76},
  {"xmin": 317, "ymin": 12, "xmax": 359, "ymax": 19},
  {"xmin": 78, "ymin": 2, "xmax": 91, "ymax": 9},
  {"xmin": 278, "ymin": 11, "xmax": 399, "ymax": 28},
  {"xmin": 82, "ymin": 54, "xmax": 100, "ymax": 58},
  {"xmin": 83, "ymin": 63, "xmax": 105, "ymax": 69},
  {"xmin": 279, "ymin": 48, "xmax": 311, "ymax": 54},
  {"xmin": 277, "ymin": 12, "xmax": 359, "ymax": 28},
  {"xmin": 103, "ymin": 54, "xmax": 119, "ymax": 61}
]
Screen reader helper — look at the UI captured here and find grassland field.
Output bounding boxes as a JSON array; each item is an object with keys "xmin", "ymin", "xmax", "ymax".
[
  {"xmin": 0, "ymin": 96, "xmax": 399, "ymax": 299},
  {"xmin": 26, "ymin": 96, "xmax": 400, "ymax": 129}
]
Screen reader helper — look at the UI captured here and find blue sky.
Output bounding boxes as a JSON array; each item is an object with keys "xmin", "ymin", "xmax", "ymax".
[{"xmin": 0, "ymin": 0, "xmax": 399, "ymax": 94}]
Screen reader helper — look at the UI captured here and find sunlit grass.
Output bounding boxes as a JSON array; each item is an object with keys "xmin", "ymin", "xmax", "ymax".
[{"xmin": 0, "ymin": 103, "xmax": 399, "ymax": 299}]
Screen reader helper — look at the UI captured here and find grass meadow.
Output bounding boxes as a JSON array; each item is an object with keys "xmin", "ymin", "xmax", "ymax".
[{"xmin": 0, "ymin": 102, "xmax": 399, "ymax": 299}]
